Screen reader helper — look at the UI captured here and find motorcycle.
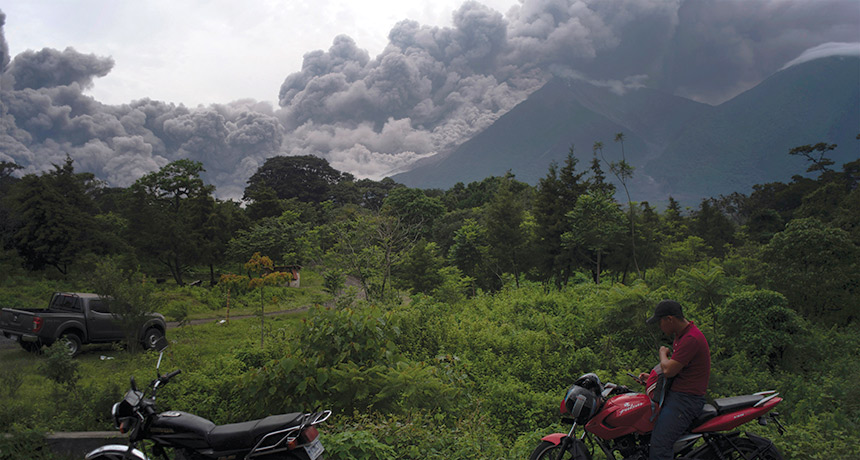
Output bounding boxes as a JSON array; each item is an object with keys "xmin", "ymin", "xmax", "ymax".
[
  {"xmin": 86, "ymin": 337, "xmax": 331, "ymax": 460},
  {"xmin": 530, "ymin": 372, "xmax": 786, "ymax": 460}
]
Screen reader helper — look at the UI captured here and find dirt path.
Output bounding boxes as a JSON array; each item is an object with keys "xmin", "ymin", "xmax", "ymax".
[{"xmin": 166, "ymin": 306, "xmax": 310, "ymax": 328}]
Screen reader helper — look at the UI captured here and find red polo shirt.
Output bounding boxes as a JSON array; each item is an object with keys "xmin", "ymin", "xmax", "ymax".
[{"xmin": 670, "ymin": 322, "xmax": 710, "ymax": 396}]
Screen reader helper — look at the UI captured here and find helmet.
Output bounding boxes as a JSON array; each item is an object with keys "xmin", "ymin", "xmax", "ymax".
[{"xmin": 562, "ymin": 373, "xmax": 604, "ymax": 423}]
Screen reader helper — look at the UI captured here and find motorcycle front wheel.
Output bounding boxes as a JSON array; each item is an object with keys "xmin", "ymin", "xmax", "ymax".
[{"xmin": 529, "ymin": 440, "xmax": 585, "ymax": 460}]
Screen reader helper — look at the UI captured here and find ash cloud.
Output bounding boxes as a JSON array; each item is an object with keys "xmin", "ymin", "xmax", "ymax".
[
  {"xmin": 8, "ymin": 47, "xmax": 114, "ymax": 90},
  {"xmin": 0, "ymin": 1, "xmax": 857, "ymax": 197}
]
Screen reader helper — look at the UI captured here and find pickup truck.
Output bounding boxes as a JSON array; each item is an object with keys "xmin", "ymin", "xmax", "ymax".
[{"xmin": 0, "ymin": 292, "xmax": 167, "ymax": 356}]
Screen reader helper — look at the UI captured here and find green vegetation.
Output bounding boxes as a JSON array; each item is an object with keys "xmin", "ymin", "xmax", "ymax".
[{"xmin": 1, "ymin": 142, "xmax": 858, "ymax": 459}]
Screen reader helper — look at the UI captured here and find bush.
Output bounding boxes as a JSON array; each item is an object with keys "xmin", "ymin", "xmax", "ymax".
[
  {"xmin": 40, "ymin": 342, "xmax": 79, "ymax": 390},
  {"xmin": 720, "ymin": 290, "xmax": 808, "ymax": 369}
]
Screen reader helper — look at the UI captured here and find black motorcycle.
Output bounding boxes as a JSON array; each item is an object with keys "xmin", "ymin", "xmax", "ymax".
[{"xmin": 86, "ymin": 337, "xmax": 331, "ymax": 460}]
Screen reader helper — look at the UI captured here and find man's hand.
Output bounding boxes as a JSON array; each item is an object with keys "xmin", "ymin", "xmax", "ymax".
[
  {"xmin": 638, "ymin": 372, "xmax": 649, "ymax": 383},
  {"xmin": 659, "ymin": 346, "xmax": 683, "ymax": 378}
]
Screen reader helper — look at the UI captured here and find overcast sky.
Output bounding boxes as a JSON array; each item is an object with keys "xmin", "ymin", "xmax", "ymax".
[{"xmin": 3, "ymin": 0, "xmax": 520, "ymax": 107}]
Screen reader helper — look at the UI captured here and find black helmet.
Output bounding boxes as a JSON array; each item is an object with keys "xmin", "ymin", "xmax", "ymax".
[
  {"xmin": 562, "ymin": 374, "xmax": 603, "ymax": 423},
  {"xmin": 574, "ymin": 373, "xmax": 602, "ymax": 393}
]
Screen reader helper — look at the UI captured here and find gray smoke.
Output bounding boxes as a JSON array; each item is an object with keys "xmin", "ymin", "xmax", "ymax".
[
  {"xmin": 8, "ymin": 47, "xmax": 114, "ymax": 90},
  {"xmin": 0, "ymin": 0, "xmax": 857, "ymax": 197}
]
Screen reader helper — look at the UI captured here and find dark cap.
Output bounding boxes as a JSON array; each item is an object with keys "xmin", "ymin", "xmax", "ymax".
[{"xmin": 646, "ymin": 300, "xmax": 684, "ymax": 324}]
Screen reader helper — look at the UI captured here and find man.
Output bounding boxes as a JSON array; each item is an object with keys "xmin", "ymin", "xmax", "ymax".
[{"xmin": 641, "ymin": 299, "xmax": 711, "ymax": 460}]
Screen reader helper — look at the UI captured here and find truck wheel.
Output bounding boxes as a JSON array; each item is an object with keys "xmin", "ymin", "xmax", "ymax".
[
  {"xmin": 20, "ymin": 341, "xmax": 42, "ymax": 353},
  {"xmin": 60, "ymin": 333, "xmax": 82, "ymax": 357},
  {"xmin": 142, "ymin": 327, "xmax": 163, "ymax": 350}
]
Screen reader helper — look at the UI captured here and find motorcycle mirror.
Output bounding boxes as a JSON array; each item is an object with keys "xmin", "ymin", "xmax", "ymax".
[{"xmin": 155, "ymin": 337, "xmax": 168, "ymax": 373}]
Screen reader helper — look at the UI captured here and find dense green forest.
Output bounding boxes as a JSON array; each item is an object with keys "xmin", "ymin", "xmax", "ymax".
[{"xmin": 1, "ymin": 139, "xmax": 858, "ymax": 459}]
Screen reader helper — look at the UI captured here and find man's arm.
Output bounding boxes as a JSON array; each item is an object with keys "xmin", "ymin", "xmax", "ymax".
[{"xmin": 659, "ymin": 346, "xmax": 683, "ymax": 377}]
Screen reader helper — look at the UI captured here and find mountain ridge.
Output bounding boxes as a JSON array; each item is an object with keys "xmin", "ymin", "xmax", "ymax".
[{"xmin": 394, "ymin": 56, "xmax": 860, "ymax": 204}]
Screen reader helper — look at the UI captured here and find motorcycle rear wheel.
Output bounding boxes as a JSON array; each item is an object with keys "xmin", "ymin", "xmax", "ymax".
[
  {"xmin": 700, "ymin": 435, "xmax": 783, "ymax": 460},
  {"xmin": 529, "ymin": 440, "xmax": 580, "ymax": 460}
]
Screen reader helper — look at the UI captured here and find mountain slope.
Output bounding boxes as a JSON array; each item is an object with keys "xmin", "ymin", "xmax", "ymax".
[
  {"xmin": 393, "ymin": 78, "xmax": 710, "ymax": 191},
  {"xmin": 644, "ymin": 55, "xmax": 860, "ymax": 201},
  {"xmin": 394, "ymin": 56, "xmax": 859, "ymax": 204}
]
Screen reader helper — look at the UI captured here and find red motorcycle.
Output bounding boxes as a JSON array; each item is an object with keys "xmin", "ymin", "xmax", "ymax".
[{"xmin": 530, "ymin": 373, "xmax": 786, "ymax": 460}]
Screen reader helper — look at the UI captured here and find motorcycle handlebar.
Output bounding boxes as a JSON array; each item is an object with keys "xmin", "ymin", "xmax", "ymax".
[{"xmin": 162, "ymin": 369, "xmax": 182, "ymax": 382}]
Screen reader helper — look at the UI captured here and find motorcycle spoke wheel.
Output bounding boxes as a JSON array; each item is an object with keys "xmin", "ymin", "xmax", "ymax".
[
  {"xmin": 529, "ymin": 440, "xmax": 579, "ymax": 460},
  {"xmin": 701, "ymin": 436, "xmax": 784, "ymax": 460}
]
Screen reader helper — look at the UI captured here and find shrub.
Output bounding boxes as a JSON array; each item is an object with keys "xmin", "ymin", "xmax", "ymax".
[{"xmin": 40, "ymin": 342, "xmax": 79, "ymax": 390}]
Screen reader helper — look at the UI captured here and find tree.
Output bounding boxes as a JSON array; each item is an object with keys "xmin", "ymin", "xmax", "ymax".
[
  {"xmin": 125, "ymin": 160, "xmax": 215, "ymax": 285},
  {"xmin": 328, "ymin": 208, "xmax": 417, "ymax": 302},
  {"xmin": 393, "ymin": 240, "xmax": 445, "ymax": 294},
  {"xmin": 244, "ymin": 155, "xmax": 351, "ymax": 203},
  {"xmin": 677, "ymin": 265, "xmax": 728, "ymax": 340},
  {"xmin": 562, "ymin": 191, "xmax": 626, "ymax": 284},
  {"xmin": 448, "ymin": 218, "xmax": 492, "ymax": 293},
  {"xmin": 601, "ymin": 133, "xmax": 640, "ymax": 277},
  {"xmin": 485, "ymin": 174, "xmax": 534, "ymax": 287},
  {"xmin": 5, "ymin": 157, "xmax": 100, "ymax": 274},
  {"xmin": 243, "ymin": 253, "xmax": 291, "ymax": 348},
  {"xmin": 534, "ymin": 147, "xmax": 589, "ymax": 287},
  {"xmin": 381, "ymin": 187, "xmax": 446, "ymax": 238},
  {"xmin": 721, "ymin": 290, "xmax": 807, "ymax": 369},
  {"xmin": 789, "ymin": 142, "xmax": 836, "ymax": 174},
  {"xmin": 228, "ymin": 210, "xmax": 315, "ymax": 266},
  {"xmin": 197, "ymin": 199, "xmax": 249, "ymax": 285},
  {"xmin": 762, "ymin": 218, "xmax": 859, "ymax": 324},
  {"xmin": 690, "ymin": 199, "xmax": 736, "ymax": 257}
]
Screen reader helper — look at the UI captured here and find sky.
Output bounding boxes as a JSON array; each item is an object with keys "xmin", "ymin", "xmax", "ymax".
[
  {"xmin": 1, "ymin": 0, "xmax": 858, "ymax": 198},
  {"xmin": 3, "ymin": 0, "xmax": 520, "ymax": 107}
]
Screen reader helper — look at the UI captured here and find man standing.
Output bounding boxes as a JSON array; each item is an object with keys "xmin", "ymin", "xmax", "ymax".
[{"xmin": 642, "ymin": 300, "xmax": 711, "ymax": 460}]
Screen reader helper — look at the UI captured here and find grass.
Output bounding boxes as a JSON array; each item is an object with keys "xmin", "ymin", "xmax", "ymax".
[
  {"xmin": 2, "ymin": 312, "xmax": 309, "ymax": 432},
  {"xmin": 0, "ymin": 266, "xmax": 328, "ymax": 436}
]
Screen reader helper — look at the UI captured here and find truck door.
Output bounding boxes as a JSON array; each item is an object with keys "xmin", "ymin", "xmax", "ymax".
[{"xmin": 86, "ymin": 299, "xmax": 123, "ymax": 341}]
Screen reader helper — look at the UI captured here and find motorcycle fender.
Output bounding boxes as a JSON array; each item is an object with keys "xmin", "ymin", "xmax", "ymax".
[
  {"xmin": 540, "ymin": 434, "xmax": 592, "ymax": 460},
  {"xmin": 541, "ymin": 433, "xmax": 567, "ymax": 445},
  {"xmin": 85, "ymin": 444, "xmax": 149, "ymax": 460}
]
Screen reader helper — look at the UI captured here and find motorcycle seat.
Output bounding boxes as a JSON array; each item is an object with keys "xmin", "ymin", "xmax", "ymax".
[
  {"xmin": 692, "ymin": 403, "xmax": 718, "ymax": 426},
  {"xmin": 712, "ymin": 395, "xmax": 764, "ymax": 414},
  {"xmin": 207, "ymin": 413, "xmax": 303, "ymax": 451}
]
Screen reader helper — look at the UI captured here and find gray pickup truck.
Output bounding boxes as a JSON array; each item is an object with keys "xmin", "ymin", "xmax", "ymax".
[{"xmin": 0, "ymin": 292, "xmax": 167, "ymax": 356}]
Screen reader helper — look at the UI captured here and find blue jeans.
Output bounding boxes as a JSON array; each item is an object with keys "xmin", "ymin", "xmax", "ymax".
[{"xmin": 649, "ymin": 391, "xmax": 705, "ymax": 460}]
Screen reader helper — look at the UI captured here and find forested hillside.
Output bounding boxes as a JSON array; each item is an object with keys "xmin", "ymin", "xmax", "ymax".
[{"xmin": 1, "ymin": 142, "xmax": 858, "ymax": 458}]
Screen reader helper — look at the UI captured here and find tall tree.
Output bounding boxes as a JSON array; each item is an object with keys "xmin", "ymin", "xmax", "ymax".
[
  {"xmin": 125, "ymin": 159, "xmax": 215, "ymax": 285},
  {"xmin": 604, "ymin": 133, "xmax": 640, "ymax": 277},
  {"xmin": 690, "ymin": 199, "xmax": 736, "ymax": 257},
  {"xmin": 485, "ymin": 174, "xmax": 533, "ymax": 288},
  {"xmin": 448, "ymin": 218, "xmax": 492, "ymax": 293},
  {"xmin": 6, "ymin": 157, "xmax": 100, "ymax": 274},
  {"xmin": 562, "ymin": 191, "xmax": 626, "ymax": 284},
  {"xmin": 534, "ymin": 147, "xmax": 588, "ymax": 287},
  {"xmin": 244, "ymin": 155, "xmax": 352, "ymax": 203}
]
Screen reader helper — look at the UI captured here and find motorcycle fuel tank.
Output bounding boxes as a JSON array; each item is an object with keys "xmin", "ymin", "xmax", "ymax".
[
  {"xmin": 586, "ymin": 393, "xmax": 656, "ymax": 440},
  {"xmin": 149, "ymin": 411, "xmax": 216, "ymax": 449}
]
